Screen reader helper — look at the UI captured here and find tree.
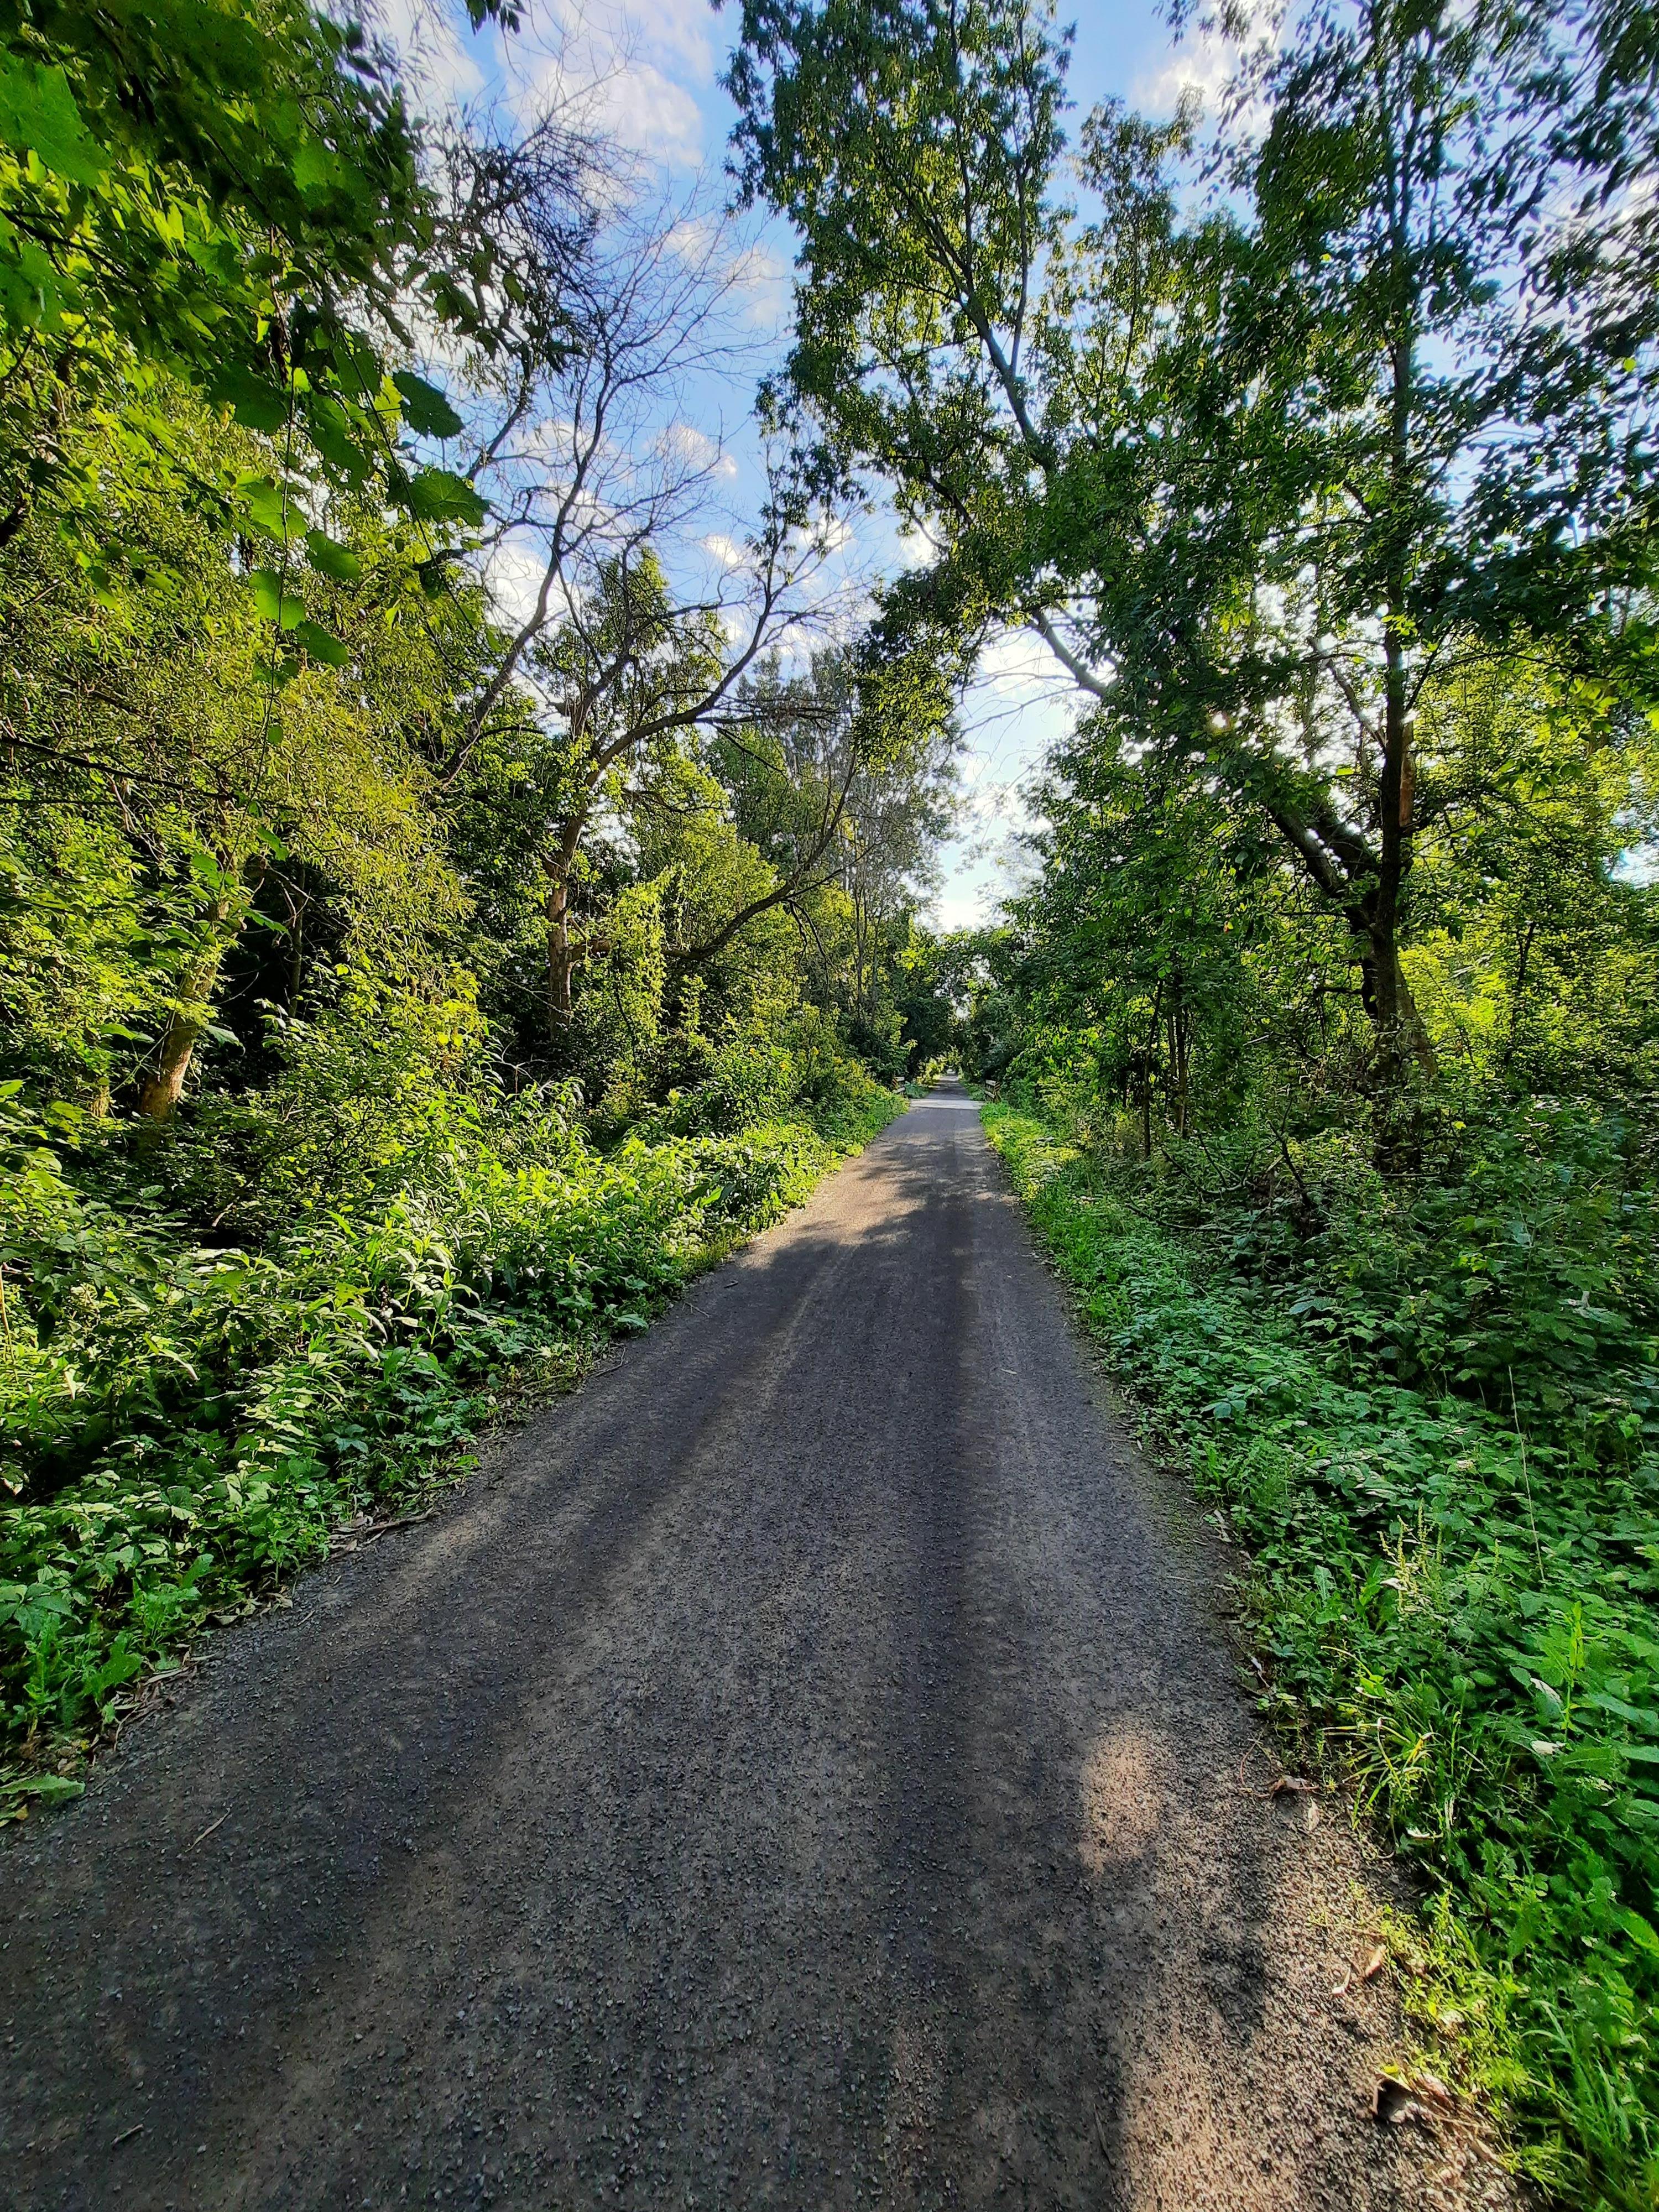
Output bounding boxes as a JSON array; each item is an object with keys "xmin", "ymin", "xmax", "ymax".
[
  {"xmin": 684, "ymin": 628, "xmax": 959, "ymax": 983},
  {"xmin": 0, "ymin": 0, "xmax": 497, "ymax": 599},
  {"xmin": 727, "ymin": 0, "xmax": 1659, "ymax": 1103},
  {"xmin": 0, "ymin": 389, "xmax": 471, "ymax": 1120}
]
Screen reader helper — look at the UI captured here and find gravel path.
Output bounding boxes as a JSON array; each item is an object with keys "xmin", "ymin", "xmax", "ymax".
[{"xmin": 1, "ymin": 1083, "xmax": 1514, "ymax": 2210}]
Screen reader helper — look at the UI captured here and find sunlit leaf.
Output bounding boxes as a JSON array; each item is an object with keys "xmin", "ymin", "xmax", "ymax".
[
  {"xmin": 293, "ymin": 618, "xmax": 351, "ymax": 666},
  {"xmin": 212, "ymin": 368, "xmax": 290, "ymax": 435},
  {"xmin": 304, "ymin": 529, "xmax": 361, "ymax": 583},
  {"xmin": 399, "ymin": 466, "xmax": 487, "ymax": 526},
  {"xmin": 249, "ymin": 568, "xmax": 304, "ymax": 629},
  {"xmin": 0, "ymin": 56, "xmax": 107, "ymax": 186}
]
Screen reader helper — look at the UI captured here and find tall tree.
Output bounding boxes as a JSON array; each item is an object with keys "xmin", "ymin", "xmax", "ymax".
[
  {"xmin": 0, "ymin": 0, "xmax": 497, "ymax": 598},
  {"xmin": 727, "ymin": 0, "xmax": 1659, "ymax": 1098}
]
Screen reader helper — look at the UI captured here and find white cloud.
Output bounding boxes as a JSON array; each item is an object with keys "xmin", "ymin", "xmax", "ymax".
[
  {"xmin": 1132, "ymin": 0, "xmax": 1278, "ymax": 121},
  {"xmin": 932, "ymin": 883, "xmax": 990, "ymax": 931},
  {"xmin": 665, "ymin": 421, "xmax": 738, "ymax": 478},
  {"xmin": 702, "ymin": 531, "xmax": 747, "ymax": 570},
  {"xmin": 517, "ymin": 48, "xmax": 704, "ymax": 164},
  {"xmin": 666, "ymin": 216, "xmax": 718, "ymax": 264},
  {"xmin": 485, "ymin": 534, "xmax": 552, "ymax": 625},
  {"xmin": 1136, "ymin": 34, "xmax": 1234, "ymax": 117},
  {"xmin": 572, "ymin": 0, "xmax": 714, "ymax": 79},
  {"xmin": 974, "ymin": 627, "xmax": 1068, "ymax": 700},
  {"xmin": 728, "ymin": 240, "xmax": 792, "ymax": 331},
  {"xmin": 893, "ymin": 524, "xmax": 942, "ymax": 571},
  {"xmin": 504, "ymin": 0, "xmax": 717, "ymax": 167}
]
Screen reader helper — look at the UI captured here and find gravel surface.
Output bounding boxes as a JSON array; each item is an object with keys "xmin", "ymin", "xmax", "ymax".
[{"xmin": 0, "ymin": 1082, "xmax": 1517, "ymax": 2210}]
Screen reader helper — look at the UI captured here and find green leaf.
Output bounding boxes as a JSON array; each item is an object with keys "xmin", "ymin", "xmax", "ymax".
[
  {"xmin": 304, "ymin": 529, "xmax": 361, "ymax": 583},
  {"xmin": 394, "ymin": 371, "xmax": 465, "ymax": 440},
  {"xmin": 211, "ymin": 367, "xmax": 290, "ymax": 435},
  {"xmin": 237, "ymin": 478, "xmax": 303, "ymax": 544},
  {"xmin": 249, "ymin": 568, "xmax": 304, "ymax": 630},
  {"xmin": 400, "ymin": 467, "xmax": 487, "ymax": 527},
  {"xmin": 300, "ymin": 394, "xmax": 373, "ymax": 483},
  {"xmin": 0, "ymin": 56, "xmax": 108, "ymax": 186},
  {"xmin": 293, "ymin": 619, "xmax": 351, "ymax": 666},
  {"xmin": 291, "ymin": 135, "xmax": 343, "ymax": 199},
  {"xmin": 0, "ymin": 1775, "xmax": 85, "ymax": 1806}
]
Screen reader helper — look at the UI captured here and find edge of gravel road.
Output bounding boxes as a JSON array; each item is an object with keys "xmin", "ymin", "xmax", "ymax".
[
  {"xmin": 969, "ymin": 1087, "xmax": 1535, "ymax": 2210},
  {"xmin": 1, "ymin": 1091, "xmax": 914, "ymax": 1825}
]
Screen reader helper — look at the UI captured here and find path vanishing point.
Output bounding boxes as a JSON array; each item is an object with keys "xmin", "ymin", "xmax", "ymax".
[{"xmin": 1, "ymin": 1081, "xmax": 1515, "ymax": 2210}]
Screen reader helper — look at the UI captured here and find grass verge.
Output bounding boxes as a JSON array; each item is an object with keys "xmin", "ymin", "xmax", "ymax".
[
  {"xmin": 2, "ymin": 1091, "xmax": 904, "ymax": 1804},
  {"xmin": 983, "ymin": 1100, "xmax": 1659, "ymax": 2211}
]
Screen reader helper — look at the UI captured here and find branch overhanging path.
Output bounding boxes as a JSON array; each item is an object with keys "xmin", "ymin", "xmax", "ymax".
[{"xmin": 1, "ymin": 1086, "xmax": 1513, "ymax": 2210}]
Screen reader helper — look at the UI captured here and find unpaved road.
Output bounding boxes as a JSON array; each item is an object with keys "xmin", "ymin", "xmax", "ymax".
[{"xmin": 2, "ymin": 1083, "xmax": 1510, "ymax": 2211}]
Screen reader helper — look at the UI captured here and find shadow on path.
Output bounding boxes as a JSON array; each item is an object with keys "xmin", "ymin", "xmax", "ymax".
[{"xmin": 0, "ymin": 1083, "xmax": 1501, "ymax": 2211}]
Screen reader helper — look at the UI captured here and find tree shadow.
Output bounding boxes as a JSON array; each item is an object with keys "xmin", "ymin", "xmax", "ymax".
[{"xmin": 0, "ymin": 1088, "xmax": 1417, "ymax": 2211}]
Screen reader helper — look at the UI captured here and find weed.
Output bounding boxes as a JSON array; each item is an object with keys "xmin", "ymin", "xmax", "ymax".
[
  {"xmin": 985, "ymin": 1101, "xmax": 1659, "ymax": 2210},
  {"xmin": 1, "ymin": 1079, "xmax": 904, "ymax": 1781}
]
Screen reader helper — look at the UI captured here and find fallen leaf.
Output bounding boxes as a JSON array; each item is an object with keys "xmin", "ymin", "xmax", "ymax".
[
  {"xmin": 1371, "ymin": 2071, "xmax": 1458, "ymax": 2128},
  {"xmin": 1371, "ymin": 2075, "xmax": 1421, "ymax": 2126},
  {"xmin": 1337, "ymin": 1941, "xmax": 1387, "ymax": 1995}
]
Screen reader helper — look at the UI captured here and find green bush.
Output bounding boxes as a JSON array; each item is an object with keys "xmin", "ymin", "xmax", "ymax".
[
  {"xmin": 0, "ymin": 1076, "xmax": 902, "ymax": 1761},
  {"xmin": 633, "ymin": 1009, "xmax": 894, "ymax": 1144},
  {"xmin": 985, "ymin": 1100, "xmax": 1659, "ymax": 2210}
]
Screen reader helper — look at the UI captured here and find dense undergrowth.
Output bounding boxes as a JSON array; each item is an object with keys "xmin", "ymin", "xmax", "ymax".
[
  {"xmin": 984, "ymin": 1099, "xmax": 1659, "ymax": 2210},
  {"xmin": 1, "ymin": 1045, "xmax": 901, "ymax": 1796}
]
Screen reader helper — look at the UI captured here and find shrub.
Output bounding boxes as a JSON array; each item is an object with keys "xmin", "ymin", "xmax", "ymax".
[
  {"xmin": 0, "ymin": 1075, "xmax": 904, "ymax": 1759},
  {"xmin": 985, "ymin": 1100, "xmax": 1659, "ymax": 2209}
]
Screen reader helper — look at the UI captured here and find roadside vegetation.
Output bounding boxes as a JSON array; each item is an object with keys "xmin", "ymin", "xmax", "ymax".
[
  {"xmin": 6, "ymin": 0, "xmax": 1659, "ymax": 2197},
  {"xmin": 727, "ymin": 0, "xmax": 1659, "ymax": 2199},
  {"xmin": 0, "ymin": 7, "xmax": 957, "ymax": 1787},
  {"xmin": 984, "ymin": 1099, "xmax": 1657, "ymax": 2206},
  {"xmin": 3, "ymin": 1051, "xmax": 901, "ymax": 1792}
]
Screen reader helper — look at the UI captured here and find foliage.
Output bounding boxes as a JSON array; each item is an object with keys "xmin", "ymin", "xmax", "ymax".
[
  {"xmin": 0, "ymin": 1052, "xmax": 902, "ymax": 1766},
  {"xmin": 730, "ymin": 0, "xmax": 1659, "ymax": 1093},
  {"xmin": 0, "ymin": 0, "xmax": 954, "ymax": 1793},
  {"xmin": 727, "ymin": 3, "xmax": 1659, "ymax": 2187},
  {"xmin": 0, "ymin": 0, "xmax": 495, "ymax": 593},
  {"xmin": 985, "ymin": 1099, "xmax": 1659, "ymax": 2206}
]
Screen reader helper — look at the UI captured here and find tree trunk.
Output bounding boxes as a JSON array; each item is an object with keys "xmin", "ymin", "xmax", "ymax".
[
  {"xmin": 544, "ymin": 811, "xmax": 589, "ymax": 1041},
  {"xmin": 1168, "ymin": 1006, "xmax": 1191, "ymax": 1138},
  {"xmin": 546, "ymin": 872, "xmax": 576, "ymax": 1035},
  {"xmin": 1371, "ymin": 317, "xmax": 1437, "ymax": 1093},
  {"xmin": 137, "ymin": 933, "xmax": 228, "ymax": 1124}
]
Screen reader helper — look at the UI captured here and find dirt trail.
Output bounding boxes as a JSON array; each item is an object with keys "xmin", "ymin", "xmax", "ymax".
[{"xmin": 1, "ymin": 1082, "xmax": 1514, "ymax": 2210}]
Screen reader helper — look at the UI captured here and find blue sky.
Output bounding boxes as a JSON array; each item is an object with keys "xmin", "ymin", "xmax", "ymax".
[{"xmin": 382, "ymin": 0, "xmax": 1224, "ymax": 927}]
